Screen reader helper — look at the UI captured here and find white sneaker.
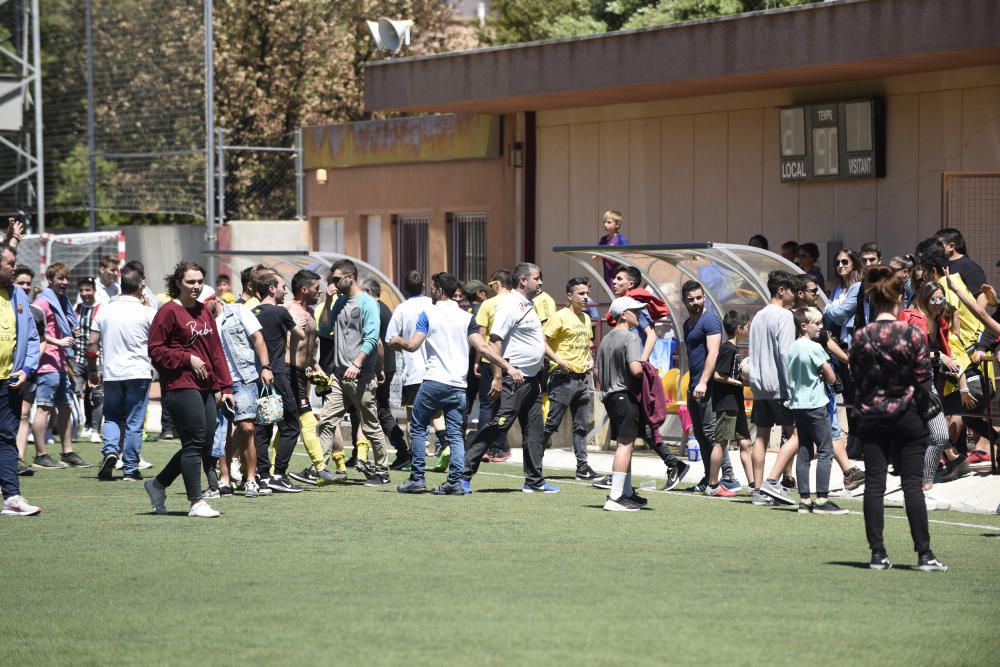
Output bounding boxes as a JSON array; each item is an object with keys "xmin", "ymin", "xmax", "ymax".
[
  {"xmin": 2, "ymin": 495, "xmax": 42, "ymax": 516},
  {"xmin": 229, "ymin": 457, "xmax": 243, "ymax": 484},
  {"xmin": 137, "ymin": 458, "xmax": 153, "ymax": 470},
  {"xmin": 80, "ymin": 427, "xmax": 93, "ymax": 439},
  {"xmin": 89, "ymin": 432, "xmax": 101, "ymax": 443},
  {"xmin": 924, "ymin": 489, "xmax": 951, "ymax": 511},
  {"xmin": 144, "ymin": 479, "xmax": 167, "ymax": 515},
  {"xmin": 244, "ymin": 480, "xmax": 259, "ymax": 498},
  {"xmin": 188, "ymin": 500, "xmax": 220, "ymax": 518},
  {"xmin": 115, "ymin": 457, "xmax": 124, "ymax": 470}
]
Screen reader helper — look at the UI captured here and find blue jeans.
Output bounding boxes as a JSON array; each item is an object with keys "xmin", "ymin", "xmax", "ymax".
[
  {"xmin": 0, "ymin": 383, "xmax": 22, "ymax": 499},
  {"xmin": 409, "ymin": 380, "xmax": 466, "ymax": 483},
  {"xmin": 826, "ymin": 385, "xmax": 842, "ymax": 439},
  {"xmin": 101, "ymin": 379, "xmax": 151, "ymax": 474}
]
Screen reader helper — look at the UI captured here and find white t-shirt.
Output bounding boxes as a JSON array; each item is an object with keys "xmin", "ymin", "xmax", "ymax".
[
  {"xmin": 491, "ymin": 291, "xmax": 545, "ymax": 377},
  {"xmin": 416, "ymin": 300, "xmax": 477, "ymax": 388},
  {"xmin": 216, "ymin": 303, "xmax": 262, "ymax": 382},
  {"xmin": 385, "ymin": 295, "xmax": 433, "ymax": 386},
  {"xmin": 94, "ymin": 295, "xmax": 156, "ymax": 381}
]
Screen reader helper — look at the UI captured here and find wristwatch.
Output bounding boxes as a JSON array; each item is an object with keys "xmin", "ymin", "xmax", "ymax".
[{"xmin": 260, "ymin": 364, "xmax": 271, "ymax": 370}]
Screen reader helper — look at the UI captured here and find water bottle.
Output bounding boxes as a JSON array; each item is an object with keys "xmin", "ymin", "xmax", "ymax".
[{"xmin": 686, "ymin": 434, "xmax": 701, "ymax": 462}]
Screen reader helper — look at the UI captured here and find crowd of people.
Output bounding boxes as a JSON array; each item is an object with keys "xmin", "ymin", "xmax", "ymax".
[{"xmin": 1, "ymin": 215, "xmax": 997, "ymax": 571}]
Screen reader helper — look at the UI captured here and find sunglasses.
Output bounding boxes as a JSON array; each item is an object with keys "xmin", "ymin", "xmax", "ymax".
[
  {"xmin": 929, "ymin": 296, "xmax": 946, "ymax": 305},
  {"xmin": 836, "ymin": 259, "xmax": 851, "ymax": 266},
  {"xmin": 330, "ymin": 275, "xmax": 343, "ymax": 284},
  {"xmin": 807, "ymin": 287, "xmax": 820, "ymax": 295}
]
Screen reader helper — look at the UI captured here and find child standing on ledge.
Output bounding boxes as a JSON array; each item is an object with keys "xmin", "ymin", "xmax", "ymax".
[{"xmin": 596, "ymin": 209, "xmax": 628, "ymax": 291}]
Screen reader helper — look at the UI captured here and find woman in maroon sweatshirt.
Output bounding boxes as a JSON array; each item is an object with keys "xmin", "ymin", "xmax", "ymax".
[{"xmin": 144, "ymin": 261, "xmax": 233, "ymax": 518}]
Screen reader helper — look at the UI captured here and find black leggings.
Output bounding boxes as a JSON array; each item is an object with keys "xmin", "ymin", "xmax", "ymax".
[
  {"xmin": 859, "ymin": 403, "xmax": 932, "ymax": 556},
  {"xmin": 156, "ymin": 389, "xmax": 216, "ymax": 502}
]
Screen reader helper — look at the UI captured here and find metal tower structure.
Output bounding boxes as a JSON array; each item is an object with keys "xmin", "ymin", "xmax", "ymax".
[{"xmin": 0, "ymin": 0, "xmax": 43, "ymax": 233}]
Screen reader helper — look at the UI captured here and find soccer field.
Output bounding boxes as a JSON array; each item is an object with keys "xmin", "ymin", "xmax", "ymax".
[{"xmin": 4, "ymin": 440, "xmax": 999, "ymax": 667}]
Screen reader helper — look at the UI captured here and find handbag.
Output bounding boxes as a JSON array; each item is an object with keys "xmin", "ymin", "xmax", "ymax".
[
  {"xmin": 255, "ymin": 384, "xmax": 283, "ymax": 425},
  {"xmin": 913, "ymin": 385, "xmax": 943, "ymax": 421}
]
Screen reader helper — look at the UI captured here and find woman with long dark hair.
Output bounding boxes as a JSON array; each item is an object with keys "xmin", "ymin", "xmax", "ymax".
[
  {"xmin": 849, "ymin": 267, "xmax": 947, "ymax": 572},
  {"xmin": 144, "ymin": 261, "xmax": 233, "ymax": 518},
  {"xmin": 899, "ymin": 281, "xmax": 962, "ymax": 510}
]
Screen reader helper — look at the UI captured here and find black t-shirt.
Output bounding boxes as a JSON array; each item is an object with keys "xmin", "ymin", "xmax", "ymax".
[
  {"xmin": 712, "ymin": 340, "xmax": 743, "ymax": 413},
  {"xmin": 378, "ymin": 300, "xmax": 395, "ymax": 375},
  {"xmin": 949, "ymin": 256, "xmax": 988, "ymax": 298},
  {"xmin": 252, "ymin": 303, "xmax": 296, "ymax": 374}
]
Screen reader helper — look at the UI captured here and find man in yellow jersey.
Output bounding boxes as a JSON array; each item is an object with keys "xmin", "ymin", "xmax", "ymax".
[
  {"xmin": 542, "ymin": 277, "xmax": 599, "ymax": 480},
  {"xmin": 0, "ymin": 239, "xmax": 43, "ymax": 515},
  {"xmin": 475, "ymin": 269, "xmax": 512, "ymax": 462}
]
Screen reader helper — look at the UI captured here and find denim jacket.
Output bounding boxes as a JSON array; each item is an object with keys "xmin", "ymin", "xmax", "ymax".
[{"xmin": 218, "ymin": 303, "xmax": 259, "ymax": 384}]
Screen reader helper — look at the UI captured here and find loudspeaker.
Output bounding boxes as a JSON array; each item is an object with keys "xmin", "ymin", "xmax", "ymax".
[{"xmin": 377, "ymin": 18, "xmax": 413, "ymax": 53}]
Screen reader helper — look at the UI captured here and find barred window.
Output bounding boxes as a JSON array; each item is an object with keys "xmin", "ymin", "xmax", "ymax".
[
  {"xmin": 447, "ymin": 211, "xmax": 486, "ymax": 283},
  {"xmin": 393, "ymin": 214, "xmax": 429, "ymax": 290}
]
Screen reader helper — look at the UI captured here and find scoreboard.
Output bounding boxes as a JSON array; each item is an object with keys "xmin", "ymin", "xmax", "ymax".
[{"xmin": 779, "ymin": 98, "xmax": 885, "ymax": 182}]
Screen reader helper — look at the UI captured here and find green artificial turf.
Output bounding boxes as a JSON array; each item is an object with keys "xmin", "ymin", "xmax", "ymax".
[{"xmin": 4, "ymin": 440, "xmax": 999, "ymax": 666}]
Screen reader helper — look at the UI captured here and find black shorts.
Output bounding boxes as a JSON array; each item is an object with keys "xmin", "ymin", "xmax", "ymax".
[
  {"xmin": 402, "ymin": 383, "xmax": 421, "ymax": 408},
  {"xmin": 603, "ymin": 391, "xmax": 641, "ymax": 441},
  {"xmin": 289, "ymin": 366, "xmax": 312, "ymax": 414},
  {"xmin": 751, "ymin": 398, "xmax": 794, "ymax": 428}
]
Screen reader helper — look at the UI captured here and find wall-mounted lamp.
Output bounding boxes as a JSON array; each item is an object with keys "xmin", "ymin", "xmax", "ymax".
[
  {"xmin": 315, "ymin": 168, "xmax": 328, "ymax": 185},
  {"xmin": 508, "ymin": 142, "xmax": 524, "ymax": 168}
]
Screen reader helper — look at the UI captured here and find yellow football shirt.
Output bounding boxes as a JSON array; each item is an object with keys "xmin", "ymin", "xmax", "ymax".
[
  {"xmin": 543, "ymin": 307, "xmax": 593, "ymax": 373},
  {"xmin": 0, "ymin": 289, "xmax": 16, "ymax": 379},
  {"xmin": 532, "ymin": 291, "xmax": 557, "ymax": 324}
]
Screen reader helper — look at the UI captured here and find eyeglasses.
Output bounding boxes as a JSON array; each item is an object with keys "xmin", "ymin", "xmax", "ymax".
[
  {"xmin": 807, "ymin": 287, "xmax": 820, "ymax": 295},
  {"xmin": 330, "ymin": 275, "xmax": 342, "ymax": 285},
  {"xmin": 836, "ymin": 259, "xmax": 851, "ymax": 267}
]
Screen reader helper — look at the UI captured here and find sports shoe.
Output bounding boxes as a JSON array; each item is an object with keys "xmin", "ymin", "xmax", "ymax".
[
  {"xmin": 843, "ymin": 467, "xmax": 866, "ymax": 491},
  {"xmin": 812, "ymin": 499, "xmax": 848, "ymax": 515},
  {"xmin": 122, "ymin": 472, "xmax": 143, "ymax": 482},
  {"xmin": 798, "ymin": 501, "xmax": 813, "ymax": 513},
  {"xmin": 138, "ymin": 458, "xmax": 153, "ymax": 470},
  {"xmin": 623, "ymin": 490, "xmax": 648, "ymax": 507},
  {"xmin": 98, "ymin": 453, "xmax": 118, "ymax": 480},
  {"xmin": 80, "ymin": 427, "xmax": 94, "ymax": 439},
  {"xmin": 289, "ymin": 467, "xmax": 319, "ymax": 486},
  {"xmin": 16, "ymin": 461, "xmax": 34, "ymax": 476},
  {"xmin": 662, "ymin": 460, "xmax": 689, "ymax": 491},
  {"xmin": 780, "ymin": 475, "xmax": 796, "ymax": 490},
  {"xmin": 690, "ymin": 478, "xmax": 708, "ymax": 493},
  {"xmin": 592, "ymin": 474, "xmax": 613, "ymax": 490},
  {"xmin": 432, "ymin": 480, "xmax": 467, "ymax": 496},
  {"xmin": 389, "ymin": 453, "xmax": 412, "ymax": 471},
  {"xmin": 966, "ymin": 450, "xmax": 991, "ymax": 465},
  {"xmin": 33, "ymin": 453, "xmax": 66, "ymax": 469},
  {"xmin": 942, "ymin": 457, "xmax": 970, "ymax": 482},
  {"xmin": 316, "ymin": 469, "xmax": 346, "ymax": 486},
  {"xmin": 870, "ymin": 552, "xmax": 892, "ymax": 570},
  {"xmin": 364, "ymin": 472, "xmax": 391, "ymax": 487},
  {"xmin": 603, "ymin": 495, "xmax": 640, "ymax": 512},
  {"xmin": 460, "ymin": 479, "xmax": 472, "ymax": 494},
  {"xmin": 268, "ymin": 476, "xmax": 303, "ymax": 493},
  {"xmin": 345, "ymin": 455, "xmax": 358, "ymax": 469},
  {"xmin": 923, "ymin": 488, "xmax": 951, "ymax": 511},
  {"xmin": 706, "ymin": 484, "xmax": 736, "ymax": 498},
  {"xmin": 188, "ymin": 500, "xmax": 220, "ymax": 518},
  {"xmin": 159, "ymin": 429, "xmax": 176, "ymax": 440},
  {"xmin": 219, "ymin": 484, "xmax": 234, "ymax": 496},
  {"xmin": 760, "ymin": 479, "xmax": 796, "ymax": 506},
  {"xmin": 917, "ymin": 553, "xmax": 949, "ymax": 572},
  {"xmin": 61, "ymin": 451, "xmax": 91, "ymax": 468},
  {"xmin": 355, "ymin": 460, "xmax": 377, "ymax": 480},
  {"xmin": 202, "ymin": 487, "xmax": 221, "ymax": 500},
  {"xmin": 491, "ymin": 450, "xmax": 512, "ymax": 463},
  {"xmin": 144, "ymin": 479, "xmax": 167, "ymax": 514},
  {"xmin": 1, "ymin": 495, "xmax": 41, "ymax": 516},
  {"xmin": 751, "ymin": 490, "xmax": 775, "ymax": 506},
  {"xmin": 720, "ymin": 478, "xmax": 742, "ymax": 493},
  {"xmin": 522, "ymin": 482, "xmax": 560, "ymax": 494},
  {"xmin": 244, "ymin": 480, "xmax": 260, "ymax": 498},
  {"xmin": 575, "ymin": 465, "xmax": 600, "ymax": 480},
  {"xmin": 115, "ymin": 457, "xmax": 124, "ymax": 470},
  {"xmin": 396, "ymin": 478, "xmax": 426, "ymax": 494},
  {"xmin": 89, "ymin": 432, "xmax": 101, "ymax": 444}
]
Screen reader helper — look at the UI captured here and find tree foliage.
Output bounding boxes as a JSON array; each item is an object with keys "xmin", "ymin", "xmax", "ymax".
[{"xmin": 483, "ymin": 0, "xmax": 822, "ymax": 43}]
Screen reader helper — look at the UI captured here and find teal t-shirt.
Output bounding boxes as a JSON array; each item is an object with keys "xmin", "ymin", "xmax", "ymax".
[{"xmin": 785, "ymin": 337, "xmax": 829, "ymax": 410}]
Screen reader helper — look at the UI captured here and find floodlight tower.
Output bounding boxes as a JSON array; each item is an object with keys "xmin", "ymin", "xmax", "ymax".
[{"xmin": 0, "ymin": 0, "xmax": 44, "ymax": 233}]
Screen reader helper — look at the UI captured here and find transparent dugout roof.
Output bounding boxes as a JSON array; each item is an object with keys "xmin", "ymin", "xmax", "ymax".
[
  {"xmin": 553, "ymin": 242, "xmax": 824, "ymax": 345},
  {"xmin": 204, "ymin": 250, "xmax": 405, "ymax": 310}
]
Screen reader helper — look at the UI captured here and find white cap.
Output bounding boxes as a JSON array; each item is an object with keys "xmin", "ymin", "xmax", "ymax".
[
  {"xmin": 609, "ymin": 296, "xmax": 646, "ymax": 318},
  {"xmin": 197, "ymin": 285, "xmax": 217, "ymax": 303}
]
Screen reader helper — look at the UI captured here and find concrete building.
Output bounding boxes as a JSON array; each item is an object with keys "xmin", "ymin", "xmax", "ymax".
[{"xmin": 304, "ymin": 0, "xmax": 1000, "ymax": 296}]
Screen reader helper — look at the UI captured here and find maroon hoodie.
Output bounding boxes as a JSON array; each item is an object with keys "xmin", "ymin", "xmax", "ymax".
[{"xmin": 148, "ymin": 300, "xmax": 233, "ymax": 394}]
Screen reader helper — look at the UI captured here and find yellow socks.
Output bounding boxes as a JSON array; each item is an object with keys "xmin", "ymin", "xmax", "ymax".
[
  {"xmin": 355, "ymin": 438, "xmax": 371, "ymax": 463},
  {"xmin": 298, "ymin": 412, "xmax": 326, "ymax": 471},
  {"xmin": 331, "ymin": 451, "xmax": 347, "ymax": 472}
]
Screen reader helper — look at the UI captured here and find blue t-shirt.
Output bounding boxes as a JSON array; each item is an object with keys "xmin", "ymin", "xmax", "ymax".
[
  {"xmin": 684, "ymin": 311, "xmax": 724, "ymax": 383},
  {"xmin": 630, "ymin": 310, "xmax": 652, "ymax": 346}
]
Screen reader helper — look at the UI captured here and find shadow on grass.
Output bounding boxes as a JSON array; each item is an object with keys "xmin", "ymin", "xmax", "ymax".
[
  {"xmin": 826, "ymin": 561, "xmax": 917, "ymax": 571},
  {"xmin": 474, "ymin": 488, "xmax": 524, "ymax": 494}
]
